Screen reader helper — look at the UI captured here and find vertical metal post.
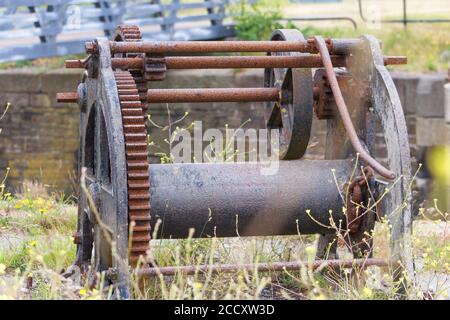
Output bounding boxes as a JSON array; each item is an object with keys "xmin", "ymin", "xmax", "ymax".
[
  {"xmin": 152, "ymin": 0, "xmax": 167, "ymax": 32},
  {"xmin": 205, "ymin": 0, "xmax": 221, "ymax": 26},
  {"xmin": 97, "ymin": 1, "xmax": 113, "ymax": 37},
  {"xmin": 27, "ymin": 6, "xmax": 45, "ymax": 43},
  {"xmin": 167, "ymin": 0, "xmax": 179, "ymax": 39},
  {"xmin": 403, "ymin": 0, "xmax": 407, "ymax": 28}
]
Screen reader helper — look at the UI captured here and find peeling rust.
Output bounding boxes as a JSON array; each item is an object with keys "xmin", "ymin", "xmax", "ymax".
[
  {"xmin": 383, "ymin": 56, "xmax": 407, "ymax": 65},
  {"xmin": 147, "ymin": 88, "xmax": 280, "ymax": 103},
  {"xmin": 56, "ymin": 92, "xmax": 78, "ymax": 103}
]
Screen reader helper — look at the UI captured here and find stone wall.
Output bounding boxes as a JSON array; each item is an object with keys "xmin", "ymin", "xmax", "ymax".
[
  {"xmin": 0, "ymin": 68, "xmax": 447, "ymax": 195},
  {"xmin": 0, "ymin": 69, "xmax": 82, "ymax": 194}
]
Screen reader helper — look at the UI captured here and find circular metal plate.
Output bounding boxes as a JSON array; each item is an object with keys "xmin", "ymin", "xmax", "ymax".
[
  {"xmin": 264, "ymin": 29, "xmax": 313, "ymax": 160},
  {"xmin": 75, "ymin": 38, "xmax": 130, "ymax": 298}
]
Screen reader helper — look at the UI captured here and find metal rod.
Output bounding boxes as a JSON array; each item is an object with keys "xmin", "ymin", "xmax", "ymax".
[
  {"xmin": 403, "ymin": 0, "xmax": 407, "ymax": 28},
  {"xmin": 314, "ymin": 36, "xmax": 396, "ymax": 180},
  {"xmin": 138, "ymin": 258, "xmax": 393, "ymax": 277},
  {"xmin": 147, "ymin": 88, "xmax": 280, "ymax": 103},
  {"xmin": 103, "ymin": 39, "xmax": 361, "ymax": 55},
  {"xmin": 56, "ymin": 92, "xmax": 78, "ymax": 103},
  {"xmin": 68, "ymin": 55, "xmax": 405, "ymax": 70},
  {"xmin": 117, "ymin": 55, "xmax": 347, "ymax": 69},
  {"xmin": 108, "ymin": 40, "xmax": 311, "ymax": 54},
  {"xmin": 383, "ymin": 56, "xmax": 407, "ymax": 66}
]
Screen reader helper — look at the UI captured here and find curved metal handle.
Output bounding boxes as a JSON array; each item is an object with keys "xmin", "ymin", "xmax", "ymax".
[{"xmin": 313, "ymin": 36, "xmax": 396, "ymax": 180}]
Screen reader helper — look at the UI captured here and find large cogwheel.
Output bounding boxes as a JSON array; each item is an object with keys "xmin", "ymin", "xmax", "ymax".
[{"xmin": 114, "ymin": 70, "xmax": 151, "ymax": 265}]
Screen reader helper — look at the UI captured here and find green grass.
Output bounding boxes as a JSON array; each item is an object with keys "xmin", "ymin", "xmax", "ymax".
[
  {"xmin": 296, "ymin": 25, "xmax": 450, "ymax": 72},
  {"xmin": 231, "ymin": 0, "xmax": 450, "ymax": 72},
  {"xmin": 0, "ymin": 54, "xmax": 84, "ymax": 71}
]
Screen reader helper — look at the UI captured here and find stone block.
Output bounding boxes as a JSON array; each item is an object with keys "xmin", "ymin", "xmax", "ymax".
[
  {"xmin": 0, "ymin": 68, "xmax": 43, "ymax": 92},
  {"xmin": 41, "ymin": 68, "xmax": 83, "ymax": 93},
  {"xmin": 416, "ymin": 117, "xmax": 450, "ymax": 146},
  {"xmin": 416, "ymin": 74, "xmax": 447, "ymax": 118},
  {"xmin": 29, "ymin": 93, "xmax": 52, "ymax": 108}
]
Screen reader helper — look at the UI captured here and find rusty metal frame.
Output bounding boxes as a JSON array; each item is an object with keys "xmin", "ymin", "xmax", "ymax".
[{"xmin": 57, "ymin": 25, "xmax": 412, "ymax": 298}]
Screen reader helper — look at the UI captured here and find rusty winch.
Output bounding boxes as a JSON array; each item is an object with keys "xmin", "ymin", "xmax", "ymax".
[{"xmin": 57, "ymin": 25, "xmax": 413, "ymax": 298}]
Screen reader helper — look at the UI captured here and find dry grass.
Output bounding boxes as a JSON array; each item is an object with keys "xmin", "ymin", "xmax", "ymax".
[{"xmin": 0, "ymin": 180, "xmax": 448, "ymax": 300}]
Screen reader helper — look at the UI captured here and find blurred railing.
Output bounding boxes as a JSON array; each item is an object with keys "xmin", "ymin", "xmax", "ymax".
[
  {"xmin": 358, "ymin": 0, "xmax": 450, "ymax": 27},
  {"xmin": 0, "ymin": 0, "xmax": 235, "ymax": 62}
]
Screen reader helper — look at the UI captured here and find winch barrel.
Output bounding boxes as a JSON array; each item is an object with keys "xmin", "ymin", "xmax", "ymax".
[{"xmin": 149, "ymin": 160, "xmax": 353, "ymax": 239}]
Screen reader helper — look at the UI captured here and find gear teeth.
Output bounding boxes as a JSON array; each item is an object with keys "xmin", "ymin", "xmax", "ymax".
[
  {"xmin": 114, "ymin": 70, "xmax": 151, "ymax": 266},
  {"xmin": 114, "ymin": 25, "xmax": 148, "ymax": 114}
]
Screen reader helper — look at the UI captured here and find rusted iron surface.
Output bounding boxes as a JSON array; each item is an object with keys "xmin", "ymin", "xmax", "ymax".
[
  {"xmin": 346, "ymin": 166, "xmax": 375, "ymax": 234},
  {"xmin": 383, "ymin": 56, "xmax": 407, "ymax": 65},
  {"xmin": 167, "ymin": 55, "xmax": 345, "ymax": 69},
  {"xmin": 115, "ymin": 71, "xmax": 151, "ymax": 265},
  {"xmin": 104, "ymin": 39, "xmax": 363, "ymax": 55},
  {"xmin": 110, "ymin": 55, "xmax": 346, "ymax": 70},
  {"xmin": 138, "ymin": 258, "xmax": 393, "ymax": 277},
  {"xmin": 144, "ymin": 55, "xmax": 167, "ymax": 81},
  {"xmin": 108, "ymin": 40, "xmax": 315, "ymax": 54},
  {"xmin": 314, "ymin": 36, "xmax": 395, "ymax": 180},
  {"xmin": 65, "ymin": 59, "xmax": 88, "ymax": 69},
  {"xmin": 58, "ymin": 26, "xmax": 413, "ymax": 297},
  {"xmin": 313, "ymin": 69, "xmax": 336, "ymax": 119},
  {"xmin": 85, "ymin": 41, "xmax": 98, "ymax": 55},
  {"xmin": 68, "ymin": 55, "xmax": 404, "ymax": 71},
  {"xmin": 72, "ymin": 232, "xmax": 82, "ymax": 245},
  {"xmin": 147, "ymin": 88, "xmax": 280, "ymax": 103},
  {"xmin": 56, "ymin": 92, "xmax": 78, "ymax": 103}
]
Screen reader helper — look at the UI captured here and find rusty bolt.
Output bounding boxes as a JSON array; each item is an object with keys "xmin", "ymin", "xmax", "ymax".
[
  {"xmin": 85, "ymin": 41, "xmax": 98, "ymax": 54},
  {"xmin": 65, "ymin": 60, "xmax": 85, "ymax": 69},
  {"xmin": 73, "ymin": 231, "xmax": 82, "ymax": 245}
]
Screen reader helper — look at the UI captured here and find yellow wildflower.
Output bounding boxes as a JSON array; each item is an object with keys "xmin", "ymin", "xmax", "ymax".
[
  {"xmin": 305, "ymin": 245, "xmax": 315, "ymax": 256},
  {"xmin": 362, "ymin": 287, "xmax": 373, "ymax": 298}
]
